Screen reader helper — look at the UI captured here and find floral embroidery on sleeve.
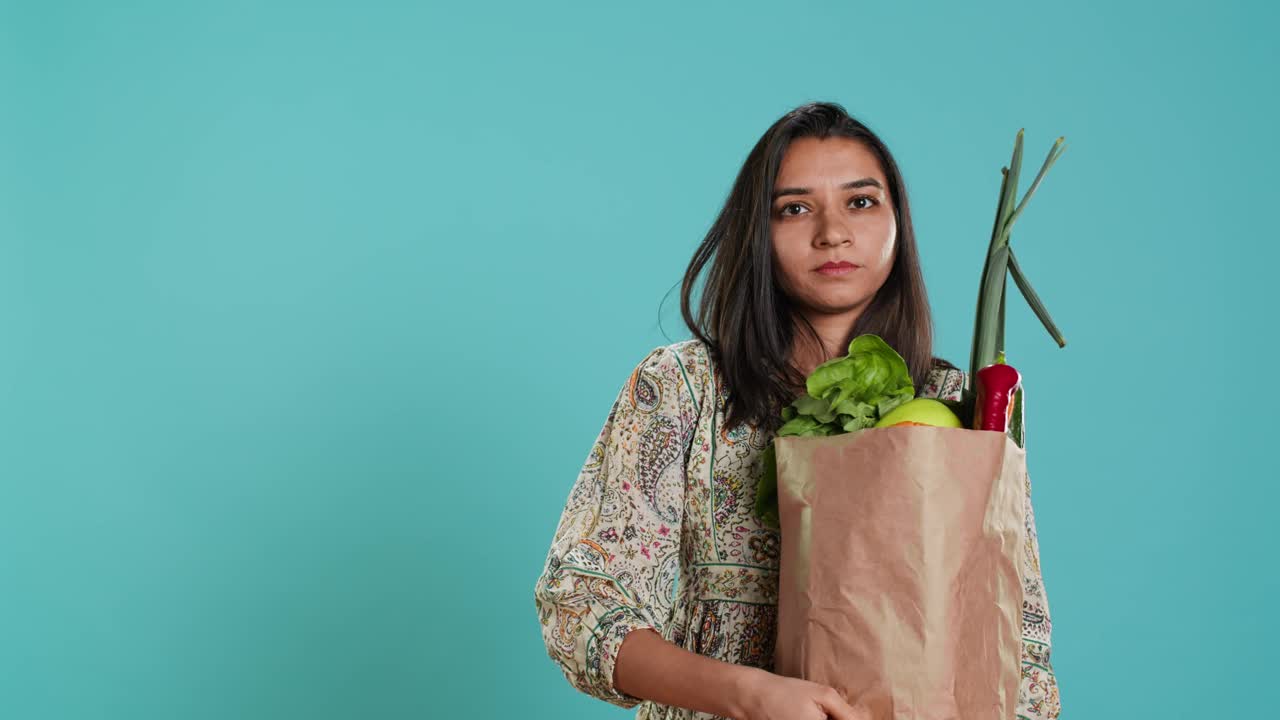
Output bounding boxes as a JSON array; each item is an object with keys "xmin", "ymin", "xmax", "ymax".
[{"xmin": 534, "ymin": 346, "xmax": 696, "ymax": 709}]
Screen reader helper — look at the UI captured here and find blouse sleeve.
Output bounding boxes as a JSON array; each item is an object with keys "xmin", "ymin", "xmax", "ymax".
[
  {"xmin": 533, "ymin": 345, "xmax": 696, "ymax": 709},
  {"xmin": 1016, "ymin": 468, "xmax": 1063, "ymax": 719}
]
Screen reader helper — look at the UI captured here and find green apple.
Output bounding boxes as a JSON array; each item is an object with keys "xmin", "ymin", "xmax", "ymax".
[{"xmin": 874, "ymin": 398, "xmax": 963, "ymax": 428}]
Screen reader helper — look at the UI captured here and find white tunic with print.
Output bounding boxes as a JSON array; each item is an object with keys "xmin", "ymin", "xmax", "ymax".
[{"xmin": 534, "ymin": 339, "xmax": 1061, "ymax": 720}]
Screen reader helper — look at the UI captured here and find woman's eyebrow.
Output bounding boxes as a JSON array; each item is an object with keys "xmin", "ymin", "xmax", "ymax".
[{"xmin": 772, "ymin": 177, "xmax": 884, "ymax": 200}]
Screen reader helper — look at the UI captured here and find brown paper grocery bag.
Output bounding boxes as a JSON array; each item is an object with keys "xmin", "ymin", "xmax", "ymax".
[{"xmin": 773, "ymin": 426, "xmax": 1027, "ymax": 720}]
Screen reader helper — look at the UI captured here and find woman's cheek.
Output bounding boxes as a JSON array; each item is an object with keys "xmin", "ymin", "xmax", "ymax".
[
  {"xmin": 870, "ymin": 231, "xmax": 896, "ymax": 269},
  {"xmin": 876, "ymin": 241, "xmax": 895, "ymax": 268},
  {"xmin": 775, "ymin": 244, "xmax": 806, "ymax": 286}
]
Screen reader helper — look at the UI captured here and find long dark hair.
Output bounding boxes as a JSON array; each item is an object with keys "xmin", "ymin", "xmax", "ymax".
[{"xmin": 677, "ymin": 101, "xmax": 949, "ymax": 432}]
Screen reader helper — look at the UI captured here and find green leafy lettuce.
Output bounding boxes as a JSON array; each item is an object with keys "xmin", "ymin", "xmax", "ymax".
[{"xmin": 753, "ymin": 334, "xmax": 915, "ymax": 528}]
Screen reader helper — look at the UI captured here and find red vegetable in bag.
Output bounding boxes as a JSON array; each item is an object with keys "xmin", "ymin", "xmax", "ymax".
[{"xmin": 973, "ymin": 361, "xmax": 1021, "ymax": 433}]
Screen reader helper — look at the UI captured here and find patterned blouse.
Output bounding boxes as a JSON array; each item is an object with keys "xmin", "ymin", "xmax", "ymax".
[{"xmin": 534, "ymin": 339, "xmax": 1061, "ymax": 720}]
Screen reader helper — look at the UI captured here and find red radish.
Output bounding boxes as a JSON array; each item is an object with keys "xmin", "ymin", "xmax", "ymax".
[{"xmin": 973, "ymin": 362, "xmax": 1022, "ymax": 433}]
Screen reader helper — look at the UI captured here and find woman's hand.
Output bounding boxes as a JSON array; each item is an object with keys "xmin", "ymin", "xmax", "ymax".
[{"xmin": 731, "ymin": 667, "xmax": 871, "ymax": 720}]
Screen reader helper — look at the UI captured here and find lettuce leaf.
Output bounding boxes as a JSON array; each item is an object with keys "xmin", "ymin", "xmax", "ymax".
[
  {"xmin": 805, "ymin": 335, "xmax": 915, "ymax": 415},
  {"xmin": 753, "ymin": 444, "xmax": 780, "ymax": 530}
]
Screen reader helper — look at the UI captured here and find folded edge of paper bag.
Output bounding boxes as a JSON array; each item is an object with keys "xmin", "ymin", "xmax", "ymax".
[{"xmin": 772, "ymin": 426, "xmax": 1028, "ymax": 720}]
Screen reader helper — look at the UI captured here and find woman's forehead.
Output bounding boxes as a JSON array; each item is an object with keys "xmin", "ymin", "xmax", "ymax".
[{"xmin": 776, "ymin": 137, "xmax": 886, "ymax": 186}]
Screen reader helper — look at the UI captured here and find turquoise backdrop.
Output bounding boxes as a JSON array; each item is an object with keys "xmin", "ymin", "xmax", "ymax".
[{"xmin": 3, "ymin": 1, "xmax": 1276, "ymax": 718}]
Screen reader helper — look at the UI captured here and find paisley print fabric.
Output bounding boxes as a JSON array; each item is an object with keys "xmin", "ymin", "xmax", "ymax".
[{"xmin": 534, "ymin": 339, "xmax": 1061, "ymax": 719}]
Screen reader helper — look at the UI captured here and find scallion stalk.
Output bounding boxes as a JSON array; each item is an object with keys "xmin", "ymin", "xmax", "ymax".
[{"xmin": 967, "ymin": 130, "xmax": 1068, "ymax": 397}]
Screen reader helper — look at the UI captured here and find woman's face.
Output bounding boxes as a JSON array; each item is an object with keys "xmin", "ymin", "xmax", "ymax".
[{"xmin": 770, "ymin": 136, "xmax": 897, "ymax": 320}]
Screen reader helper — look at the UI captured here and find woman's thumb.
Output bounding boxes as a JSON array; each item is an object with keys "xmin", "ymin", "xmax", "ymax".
[{"xmin": 817, "ymin": 687, "xmax": 872, "ymax": 720}]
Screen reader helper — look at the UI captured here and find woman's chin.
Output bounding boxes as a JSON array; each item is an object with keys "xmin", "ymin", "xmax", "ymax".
[{"xmin": 804, "ymin": 297, "xmax": 872, "ymax": 316}]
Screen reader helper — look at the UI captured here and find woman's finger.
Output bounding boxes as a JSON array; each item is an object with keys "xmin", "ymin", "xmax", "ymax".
[{"xmin": 815, "ymin": 687, "xmax": 871, "ymax": 720}]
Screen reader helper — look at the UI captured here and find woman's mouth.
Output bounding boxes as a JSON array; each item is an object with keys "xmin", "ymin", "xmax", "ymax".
[{"xmin": 817, "ymin": 261, "xmax": 859, "ymax": 276}]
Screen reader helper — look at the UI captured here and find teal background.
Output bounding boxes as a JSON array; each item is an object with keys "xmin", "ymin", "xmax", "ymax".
[{"xmin": 2, "ymin": 1, "xmax": 1275, "ymax": 718}]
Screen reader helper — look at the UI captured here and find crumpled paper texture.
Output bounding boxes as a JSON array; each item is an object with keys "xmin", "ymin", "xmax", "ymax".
[{"xmin": 773, "ymin": 426, "xmax": 1027, "ymax": 720}]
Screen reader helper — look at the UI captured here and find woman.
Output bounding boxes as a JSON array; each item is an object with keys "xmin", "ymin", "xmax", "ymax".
[{"xmin": 533, "ymin": 102, "xmax": 1061, "ymax": 720}]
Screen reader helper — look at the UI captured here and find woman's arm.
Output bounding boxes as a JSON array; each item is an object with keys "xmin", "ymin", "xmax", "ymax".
[
  {"xmin": 615, "ymin": 629, "xmax": 868, "ymax": 720},
  {"xmin": 534, "ymin": 346, "xmax": 693, "ymax": 708},
  {"xmin": 614, "ymin": 628, "xmax": 755, "ymax": 718}
]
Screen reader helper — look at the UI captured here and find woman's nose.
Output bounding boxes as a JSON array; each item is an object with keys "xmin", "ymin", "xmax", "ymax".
[{"xmin": 814, "ymin": 214, "xmax": 853, "ymax": 247}]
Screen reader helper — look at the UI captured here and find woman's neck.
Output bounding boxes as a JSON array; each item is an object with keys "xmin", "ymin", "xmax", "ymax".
[{"xmin": 789, "ymin": 311, "xmax": 861, "ymax": 377}]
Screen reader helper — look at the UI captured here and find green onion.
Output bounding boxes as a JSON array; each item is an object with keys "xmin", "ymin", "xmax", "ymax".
[
  {"xmin": 1008, "ymin": 247, "xmax": 1066, "ymax": 348},
  {"xmin": 967, "ymin": 130, "xmax": 1068, "ymax": 394}
]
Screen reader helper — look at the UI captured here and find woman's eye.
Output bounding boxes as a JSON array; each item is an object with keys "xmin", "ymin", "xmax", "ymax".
[{"xmin": 778, "ymin": 197, "xmax": 877, "ymax": 217}]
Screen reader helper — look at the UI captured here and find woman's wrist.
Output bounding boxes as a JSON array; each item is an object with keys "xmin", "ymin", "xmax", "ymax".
[
  {"xmin": 724, "ymin": 664, "xmax": 771, "ymax": 719},
  {"xmin": 614, "ymin": 627, "xmax": 773, "ymax": 719}
]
